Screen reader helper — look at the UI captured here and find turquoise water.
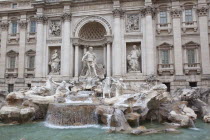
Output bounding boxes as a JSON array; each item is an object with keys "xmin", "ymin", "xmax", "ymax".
[{"xmin": 0, "ymin": 120, "xmax": 210, "ymax": 140}]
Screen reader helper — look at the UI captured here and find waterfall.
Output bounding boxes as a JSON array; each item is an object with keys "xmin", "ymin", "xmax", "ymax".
[
  {"xmin": 189, "ymin": 119, "xmax": 196, "ymax": 128},
  {"xmin": 189, "ymin": 119, "xmax": 200, "ymax": 131},
  {"xmin": 106, "ymin": 114, "xmax": 112, "ymax": 128},
  {"xmin": 46, "ymin": 103, "xmax": 98, "ymax": 126}
]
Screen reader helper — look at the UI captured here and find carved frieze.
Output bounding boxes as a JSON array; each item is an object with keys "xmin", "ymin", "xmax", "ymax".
[
  {"xmin": 171, "ymin": 9, "xmax": 182, "ymax": 18},
  {"xmin": 62, "ymin": 13, "xmax": 72, "ymax": 21},
  {"xmin": 49, "ymin": 20, "xmax": 61, "ymax": 37},
  {"xmin": 197, "ymin": 7, "xmax": 208, "ymax": 17},
  {"xmin": 0, "ymin": 22, "xmax": 9, "ymax": 31},
  {"xmin": 126, "ymin": 14, "xmax": 140, "ymax": 32}
]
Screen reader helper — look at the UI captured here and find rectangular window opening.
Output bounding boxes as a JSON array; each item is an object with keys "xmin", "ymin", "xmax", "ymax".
[
  {"xmin": 189, "ymin": 82, "xmax": 197, "ymax": 88},
  {"xmin": 163, "ymin": 82, "xmax": 170, "ymax": 92},
  {"xmin": 8, "ymin": 84, "xmax": 14, "ymax": 93}
]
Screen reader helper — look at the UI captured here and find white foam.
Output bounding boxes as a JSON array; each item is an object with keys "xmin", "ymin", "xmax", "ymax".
[
  {"xmin": 65, "ymin": 98, "xmax": 93, "ymax": 104},
  {"xmin": 189, "ymin": 127, "xmax": 200, "ymax": 131},
  {"xmin": 44, "ymin": 122, "xmax": 102, "ymax": 129}
]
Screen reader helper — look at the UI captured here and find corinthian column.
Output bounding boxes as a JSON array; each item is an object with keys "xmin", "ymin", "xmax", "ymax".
[
  {"xmin": 61, "ymin": 12, "xmax": 73, "ymax": 78},
  {"xmin": 0, "ymin": 18, "xmax": 9, "ymax": 78},
  {"xmin": 18, "ymin": 15, "xmax": 27, "ymax": 79},
  {"xmin": 142, "ymin": 6, "xmax": 156, "ymax": 75},
  {"xmin": 197, "ymin": 7, "xmax": 210, "ymax": 75},
  {"xmin": 112, "ymin": 8, "xmax": 123, "ymax": 76},
  {"xmin": 35, "ymin": 14, "xmax": 47, "ymax": 78},
  {"xmin": 171, "ymin": 8, "xmax": 183, "ymax": 75}
]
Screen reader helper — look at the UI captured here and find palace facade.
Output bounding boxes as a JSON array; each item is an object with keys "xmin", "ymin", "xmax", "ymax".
[{"xmin": 0, "ymin": 0, "xmax": 210, "ymax": 92}]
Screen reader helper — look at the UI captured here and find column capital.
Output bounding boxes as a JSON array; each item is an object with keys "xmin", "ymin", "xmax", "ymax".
[
  {"xmin": 19, "ymin": 20, "xmax": 28, "ymax": 29},
  {"xmin": 197, "ymin": 7, "xmax": 209, "ymax": 17},
  {"xmin": 35, "ymin": 15, "xmax": 48, "ymax": 24},
  {"xmin": 0, "ymin": 21, "xmax": 9, "ymax": 31},
  {"xmin": 141, "ymin": 6, "xmax": 155, "ymax": 17},
  {"xmin": 62, "ymin": 13, "xmax": 72, "ymax": 21},
  {"xmin": 113, "ymin": 8, "xmax": 125, "ymax": 18},
  {"xmin": 171, "ymin": 9, "xmax": 182, "ymax": 19},
  {"xmin": 105, "ymin": 35, "xmax": 113, "ymax": 44}
]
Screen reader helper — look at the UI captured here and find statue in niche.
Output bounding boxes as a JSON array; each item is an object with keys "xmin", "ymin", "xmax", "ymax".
[
  {"xmin": 127, "ymin": 45, "xmax": 141, "ymax": 72},
  {"xmin": 49, "ymin": 21, "xmax": 61, "ymax": 36},
  {"xmin": 49, "ymin": 49, "xmax": 60, "ymax": 75},
  {"xmin": 126, "ymin": 14, "xmax": 139, "ymax": 32},
  {"xmin": 81, "ymin": 47, "xmax": 99, "ymax": 78}
]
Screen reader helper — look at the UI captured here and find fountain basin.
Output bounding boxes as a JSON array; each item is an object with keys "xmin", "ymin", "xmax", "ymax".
[{"xmin": 46, "ymin": 103, "xmax": 98, "ymax": 126}]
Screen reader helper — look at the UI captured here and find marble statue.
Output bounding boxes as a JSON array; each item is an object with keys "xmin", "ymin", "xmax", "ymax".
[
  {"xmin": 127, "ymin": 45, "xmax": 141, "ymax": 72},
  {"xmin": 30, "ymin": 76, "xmax": 54, "ymax": 96},
  {"xmin": 49, "ymin": 49, "xmax": 60, "ymax": 75},
  {"xmin": 53, "ymin": 80, "xmax": 70, "ymax": 97},
  {"xmin": 102, "ymin": 77, "xmax": 112, "ymax": 98},
  {"xmin": 49, "ymin": 21, "xmax": 61, "ymax": 36},
  {"xmin": 113, "ymin": 78, "xmax": 127, "ymax": 97},
  {"xmin": 81, "ymin": 47, "xmax": 98, "ymax": 78}
]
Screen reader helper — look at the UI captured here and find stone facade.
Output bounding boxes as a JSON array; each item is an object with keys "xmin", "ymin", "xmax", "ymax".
[{"xmin": 0, "ymin": 0, "xmax": 210, "ymax": 92}]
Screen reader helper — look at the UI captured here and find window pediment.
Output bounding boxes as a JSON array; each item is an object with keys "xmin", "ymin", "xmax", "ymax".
[
  {"xmin": 157, "ymin": 42, "xmax": 173, "ymax": 49},
  {"xmin": 183, "ymin": 41, "xmax": 199, "ymax": 49},
  {"xmin": 7, "ymin": 50, "xmax": 18, "ymax": 57},
  {"xmin": 26, "ymin": 49, "xmax": 36, "ymax": 56}
]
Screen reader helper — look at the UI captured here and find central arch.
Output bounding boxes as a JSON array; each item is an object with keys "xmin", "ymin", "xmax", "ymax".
[
  {"xmin": 74, "ymin": 16, "xmax": 112, "ymax": 38},
  {"xmin": 73, "ymin": 16, "xmax": 112, "ymax": 77},
  {"xmin": 79, "ymin": 21, "xmax": 106, "ymax": 41}
]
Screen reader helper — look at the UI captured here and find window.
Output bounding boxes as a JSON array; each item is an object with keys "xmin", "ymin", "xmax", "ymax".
[
  {"xmin": 187, "ymin": 49, "xmax": 195, "ymax": 64},
  {"xmin": 11, "ymin": 21, "xmax": 17, "ymax": 35},
  {"xmin": 8, "ymin": 84, "xmax": 14, "ymax": 93},
  {"xmin": 161, "ymin": 50, "xmax": 169, "ymax": 64},
  {"xmin": 12, "ymin": 3, "xmax": 17, "ymax": 9},
  {"xmin": 28, "ymin": 56, "xmax": 35, "ymax": 69},
  {"xmin": 163, "ymin": 83, "xmax": 170, "ymax": 92},
  {"xmin": 9, "ymin": 57, "xmax": 16, "ymax": 69},
  {"xmin": 185, "ymin": 9, "xmax": 193, "ymax": 23},
  {"xmin": 27, "ymin": 84, "xmax": 31, "ymax": 89},
  {"xmin": 30, "ymin": 21, "xmax": 36, "ymax": 33},
  {"xmin": 189, "ymin": 82, "xmax": 197, "ymax": 87},
  {"xmin": 160, "ymin": 11, "xmax": 167, "ymax": 25}
]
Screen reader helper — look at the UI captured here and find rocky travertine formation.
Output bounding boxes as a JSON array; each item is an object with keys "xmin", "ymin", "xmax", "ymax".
[
  {"xmin": 172, "ymin": 88, "xmax": 210, "ymax": 123},
  {"xmin": 97, "ymin": 84, "xmax": 197, "ymax": 129},
  {"xmin": 0, "ymin": 77, "xmax": 209, "ymax": 135}
]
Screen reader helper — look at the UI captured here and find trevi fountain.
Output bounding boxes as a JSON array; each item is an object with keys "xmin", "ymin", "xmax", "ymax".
[{"xmin": 0, "ymin": 46, "xmax": 210, "ymax": 140}]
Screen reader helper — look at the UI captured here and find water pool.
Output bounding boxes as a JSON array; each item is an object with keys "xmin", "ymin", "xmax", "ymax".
[{"xmin": 0, "ymin": 120, "xmax": 210, "ymax": 140}]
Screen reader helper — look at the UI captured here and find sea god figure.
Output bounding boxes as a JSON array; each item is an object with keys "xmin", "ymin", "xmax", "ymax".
[
  {"xmin": 49, "ymin": 49, "xmax": 60, "ymax": 75},
  {"xmin": 127, "ymin": 45, "xmax": 141, "ymax": 72},
  {"xmin": 81, "ymin": 47, "xmax": 98, "ymax": 78}
]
